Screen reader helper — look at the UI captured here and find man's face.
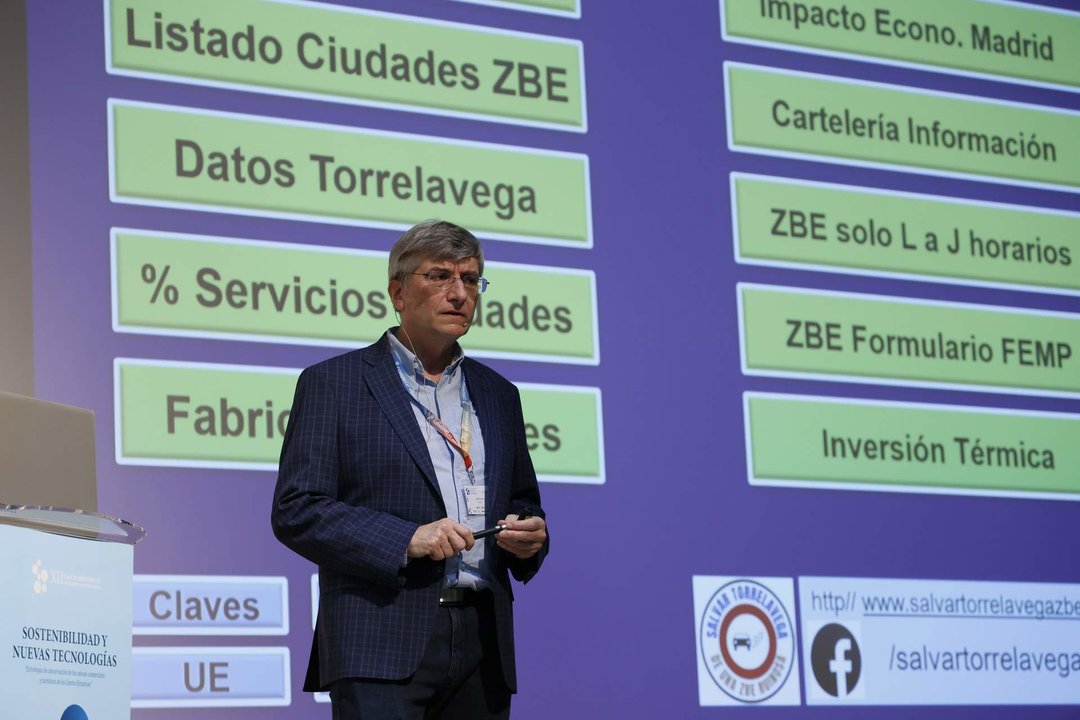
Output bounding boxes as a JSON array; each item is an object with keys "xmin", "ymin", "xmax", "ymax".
[{"xmin": 389, "ymin": 256, "xmax": 480, "ymax": 348}]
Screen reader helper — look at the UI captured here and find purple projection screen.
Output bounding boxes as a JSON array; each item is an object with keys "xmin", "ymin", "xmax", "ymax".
[{"xmin": 21, "ymin": 0, "xmax": 1080, "ymax": 716}]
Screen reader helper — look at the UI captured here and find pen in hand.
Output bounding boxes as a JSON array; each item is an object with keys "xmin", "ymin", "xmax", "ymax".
[{"xmin": 473, "ymin": 523, "xmax": 508, "ymax": 539}]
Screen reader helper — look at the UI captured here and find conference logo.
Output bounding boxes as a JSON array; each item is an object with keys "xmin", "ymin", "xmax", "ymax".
[
  {"xmin": 809, "ymin": 622, "xmax": 863, "ymax": 699},
  {"xmin": 29, "ymin": 557, "xmax": 102, "ymax": 595},
  {"xmin": 694, "ymin": 577, "xmax": 799, "ymax": 705}
]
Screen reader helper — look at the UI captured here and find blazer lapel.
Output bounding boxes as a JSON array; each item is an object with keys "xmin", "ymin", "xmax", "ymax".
[{"xmin": 363, "ymin": 336, "xmax": 442, "ymax": 505}]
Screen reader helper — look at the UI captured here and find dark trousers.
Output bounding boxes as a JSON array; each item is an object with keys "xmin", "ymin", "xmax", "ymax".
[{"xmin": 330, "ymin": 596, "xmax": 512, "ymax": 720}]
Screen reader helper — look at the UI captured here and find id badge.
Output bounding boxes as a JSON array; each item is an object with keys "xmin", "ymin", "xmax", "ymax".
[{"xmin": 463, "ymin": 486, "xmax": 486, "ymax": 516}]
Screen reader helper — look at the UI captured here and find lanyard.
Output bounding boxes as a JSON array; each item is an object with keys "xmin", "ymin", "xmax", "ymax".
[{"xmin": 392, "ymin": 353, "xmax": 476, "ymax": 479}]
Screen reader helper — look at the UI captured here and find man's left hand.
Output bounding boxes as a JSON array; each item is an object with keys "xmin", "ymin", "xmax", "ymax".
[{"xmin": 496, "ymin": 514, "xmax": 547, "ymax": 559}]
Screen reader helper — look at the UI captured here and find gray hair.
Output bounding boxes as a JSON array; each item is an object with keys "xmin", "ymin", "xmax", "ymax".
[{"xmin": 388, "ymin": 220, "xmax": 484, "ymax": 282}]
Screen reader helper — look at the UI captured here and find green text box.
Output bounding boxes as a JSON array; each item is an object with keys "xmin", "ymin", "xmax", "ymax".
[
  {"xmin": 115, "ymin": 359, "xmax": 604, "ymax": 482},
  {"xmin": 733, "ymin": 174, "xmax": 1080, "ymax": 294},
  {"xmin": 739, "ymin": 284, "xmax": 1080, "ymax": 396},
  {"xmin": 726, "ymin": 63, "xmax": 1080, "ymax": 191},
  {"xmin": 518, "ymin": 383, "xmax": 604, "ymax": 484},
  {"xmin": 115, "ymin": 360, "xmax": 299, "ymax": 468},
  {"xmin": 453, "ymin": 0, "xmax": 579, "ymax": 17},
  {"xmin": 722, "ymin": 0, "xmax": 1080, "ymax": 91},
  {"xmin": 110, "ymin": 101, "xmax": 591, "ymax": 247},
  {"xmin": 746, "ymin": 393, "xmax": 1080, "ymax": 500},
  {"xmin": 112, "ymin": 230, "xmax": 598, "ymax": 363},
  {"xmin": 108, "ymin": 0, "xmax": 584, "ymax": 130}
]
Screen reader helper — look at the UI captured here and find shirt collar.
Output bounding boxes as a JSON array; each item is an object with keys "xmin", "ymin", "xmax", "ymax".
[{"xmin": 387, "ymin": 328, "xmax": 465, "ymax": 385}]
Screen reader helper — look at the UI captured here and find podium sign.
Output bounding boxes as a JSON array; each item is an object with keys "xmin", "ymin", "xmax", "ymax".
[{"xmin": 0, "ymin": 507, "xmax": 142, "ymax": 719}]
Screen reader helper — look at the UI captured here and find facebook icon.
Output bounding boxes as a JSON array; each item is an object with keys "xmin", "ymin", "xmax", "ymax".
[{"xmin": 810, "ymin": 623, "xmax": 862, "ymax": 697}]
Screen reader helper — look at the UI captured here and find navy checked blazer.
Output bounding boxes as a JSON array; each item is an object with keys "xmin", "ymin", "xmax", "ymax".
[{"xmin": 271, "ymin": 332, "xmax": 547, "ymax": 693}]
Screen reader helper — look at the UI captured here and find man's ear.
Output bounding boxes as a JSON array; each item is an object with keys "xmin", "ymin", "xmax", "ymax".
[{"xmin": 388, "ymin": 279, "xmax": 404, "ymax": 311}]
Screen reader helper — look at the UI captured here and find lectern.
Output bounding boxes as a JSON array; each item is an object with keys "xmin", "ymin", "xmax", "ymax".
[{"xmin": 0, "ymin": 505, "xmax": 144, "ymax": 718}]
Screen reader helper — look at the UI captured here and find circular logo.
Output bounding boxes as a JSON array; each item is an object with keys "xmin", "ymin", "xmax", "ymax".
[
  {"xmin": 810, "ymin": 623, "xmax": 862, "ymax": 697},
  {"xmin": 60, "ymin": 705, "xmax": 89, "ymax": 720},
  {"xmin": 698, "ymin": 579, "xmax": 795, "ymax": 703}
]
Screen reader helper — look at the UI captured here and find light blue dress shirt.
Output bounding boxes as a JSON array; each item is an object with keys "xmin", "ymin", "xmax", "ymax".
[{"xmin": 388, "ymin": 331, "xmax": 492, "ymax": 590}]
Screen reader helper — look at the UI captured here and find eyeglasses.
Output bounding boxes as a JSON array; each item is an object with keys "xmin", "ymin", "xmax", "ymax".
[{"xmin": 408, "ymin": 270, "xmax": 490, "ymax": 294}]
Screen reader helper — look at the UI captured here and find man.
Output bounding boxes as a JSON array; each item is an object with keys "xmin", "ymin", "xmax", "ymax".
[{"xmin": 272, "ymin": 220, "xmax": 549, "ymax": 719}]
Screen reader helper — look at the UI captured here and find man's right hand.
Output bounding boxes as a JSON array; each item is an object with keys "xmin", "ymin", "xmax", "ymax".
[{"xmin": 407, "ymin": 519, "xmax": 474, "ymax": 561}]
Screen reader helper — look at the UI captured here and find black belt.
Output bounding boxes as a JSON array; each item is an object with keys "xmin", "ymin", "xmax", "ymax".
[{"xmin": 438, "ymin": 587, "xmax": 485, "ymax": 606}]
